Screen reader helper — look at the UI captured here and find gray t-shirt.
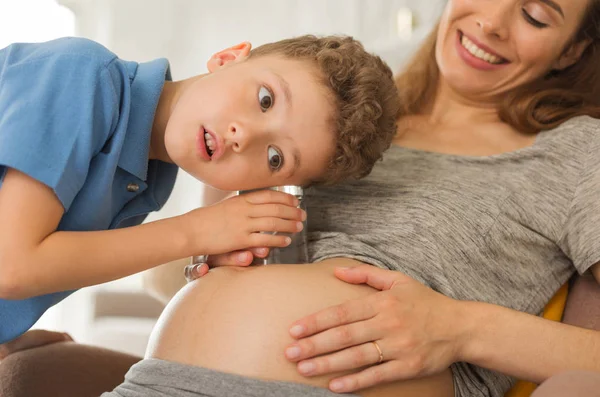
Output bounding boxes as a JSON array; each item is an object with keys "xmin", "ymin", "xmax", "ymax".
[{"xmin": 306, "ymin": 115, "xmax": 600, "ymax": 397}]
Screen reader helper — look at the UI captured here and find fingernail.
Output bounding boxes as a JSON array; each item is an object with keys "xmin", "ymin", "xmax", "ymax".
[
  {"xmin": 296, "ymin": 222, "xmax": 303, "ymax": 231},
  {"xmin": 298, "ymin": 361, "xmax": 316, "ymax": 375},
  {"xmin": 256, "ymin": 248, "xmax": 268, "ymax": 255},
  {"xmin": 290, "ymin": 325, "xmax": 305, "ymax": 337},
  {"xmin": 285, "ymin": 346, "xmax": 301, "ymax": 359},
  {"xmin": 337, "ymin": 266, "xmax": 351, "ymax": 272},
  {"xmin": 300, "ymin": 210, "xmax": 307, "ymax": 221},
  {"xmin": 237, "ymin": 252, "xmax": 250, "ymax": 262},
  {"xmin": 330, "ymin": 380, "xmax": 345, "ymax": 392},
  {"xmin": 285, "ymin": 237, "xmax": 292, "ymax": 245}
]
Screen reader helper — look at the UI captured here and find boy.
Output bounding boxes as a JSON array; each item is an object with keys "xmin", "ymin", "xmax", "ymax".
[{"xmin": 0, "ymin": 34, "xmax": 399, "ymax": 345}]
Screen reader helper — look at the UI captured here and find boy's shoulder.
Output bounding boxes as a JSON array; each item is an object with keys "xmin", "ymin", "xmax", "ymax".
[{"xmin": 1, "ymin": 37, "xmax": 118, "ymax": 70}]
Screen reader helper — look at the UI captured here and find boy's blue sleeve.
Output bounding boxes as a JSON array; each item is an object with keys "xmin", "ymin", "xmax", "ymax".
[{"xmin": 0, "ymin": 47, "xmax": 120, "ymax": 210}]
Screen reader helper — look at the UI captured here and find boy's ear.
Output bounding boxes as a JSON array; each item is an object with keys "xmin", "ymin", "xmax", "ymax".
[
  {"xmin": 553, "ymin": 38, "xmax": 591, "ymax": 71},
  {"xmin": 207, "ymin": 42, "xmax": 252, "ymax": 73}
]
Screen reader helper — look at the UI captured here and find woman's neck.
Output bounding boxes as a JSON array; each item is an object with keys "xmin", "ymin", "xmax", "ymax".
[
  {"xmin": 395, "ymin": 79, "xmax": 537, "ymax": 156},
  {"xmin": 425, "ymin": 78, "xmax": 501, "ymax": 128}
]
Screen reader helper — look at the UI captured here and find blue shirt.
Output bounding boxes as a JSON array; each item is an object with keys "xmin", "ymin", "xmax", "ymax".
[{"xmin": 0, "ymin": 37, "xmax": 178, "ymax": 343}]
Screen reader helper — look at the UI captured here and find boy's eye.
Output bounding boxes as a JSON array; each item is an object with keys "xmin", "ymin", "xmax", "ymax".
[
  {"xmin": 268, "ymin": 146, "xmax": 284, "ymax": 171},
  {"xmin": 258, "ymin": 86, "xmax": 274, "ymax": 112}
]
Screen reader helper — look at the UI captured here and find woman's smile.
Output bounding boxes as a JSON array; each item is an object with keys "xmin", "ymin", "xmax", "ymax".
[{"xmin": 455, "ymin": 30, "xmax": 510, "ymax": 71}]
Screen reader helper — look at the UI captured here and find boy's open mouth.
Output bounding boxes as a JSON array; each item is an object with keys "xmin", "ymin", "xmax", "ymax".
[
  {"xmin": 203, "ymin": 128, "xmax": 217, "ymax": 158},
  {"xmin": 204, "ymin": 133, "xmax": 214, "ymax": 157}
]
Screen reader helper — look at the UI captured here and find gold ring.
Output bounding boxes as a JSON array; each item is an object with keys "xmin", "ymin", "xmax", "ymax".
[{"xmin": 372, "ymin": 341, "xmax": 384, "ymax": 364}]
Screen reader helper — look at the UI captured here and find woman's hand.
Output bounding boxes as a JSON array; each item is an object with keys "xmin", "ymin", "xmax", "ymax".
[
  {"xmin": 0, "ymin": 329, "xmax": 73, "ymax": 359},
  {"xmin": 284, "ymin": 265, "xmax": 469, "ymax": 393},
  {"xmin": 184, "ymin": 247, "xmax": 271, "ymax": 281}
]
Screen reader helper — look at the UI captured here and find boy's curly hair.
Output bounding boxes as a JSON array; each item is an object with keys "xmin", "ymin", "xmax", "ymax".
[{"xmin": 250, "ymin": 35, "xmax": 400, "ymax": 185}]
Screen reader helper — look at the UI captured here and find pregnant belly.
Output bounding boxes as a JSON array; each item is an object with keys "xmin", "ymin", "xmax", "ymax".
[{"xmin": 145, "ymin": 259, "xmax": 453, "ymax": 397}]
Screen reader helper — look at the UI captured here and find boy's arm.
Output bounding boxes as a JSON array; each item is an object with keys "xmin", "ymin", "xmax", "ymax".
[
  {"xmin": 0, "ymin": 169, "xmax": 302, "ymax": 299},
  {"xmin": 141, "ymin": 187, "xmax": 239, "ymax": 305},
  {"xmin": 0, "ymin": 168, "xmax": 191, "ymax": 299}
]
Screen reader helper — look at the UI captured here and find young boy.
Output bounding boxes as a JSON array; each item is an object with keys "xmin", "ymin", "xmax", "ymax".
[{"xmin": 0, "ymin": 35, "xmax": 399, "ymax": 345}]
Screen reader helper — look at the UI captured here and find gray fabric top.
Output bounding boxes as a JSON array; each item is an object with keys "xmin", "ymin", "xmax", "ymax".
[
  {"xmin": 306, "ymin": 115, "xmax": 600, "ymax": 397},
  {"xmin": 102, "ymin": 359, "xmax": 357, "ymax": 397}
]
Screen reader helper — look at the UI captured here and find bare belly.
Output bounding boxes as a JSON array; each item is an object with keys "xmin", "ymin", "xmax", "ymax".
[{"xmin": 145, "ymin": 259, "xmax": 454, "ymax": 397}]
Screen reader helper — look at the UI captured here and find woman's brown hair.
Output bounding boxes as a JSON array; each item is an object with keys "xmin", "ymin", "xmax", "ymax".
[{"xmin": 395, "ymin": 1, "xmax": 600, "ymax": 133}]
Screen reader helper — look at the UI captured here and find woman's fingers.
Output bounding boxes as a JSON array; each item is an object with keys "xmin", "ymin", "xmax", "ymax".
[
  {"xmin": 286, "ymin": 319, "xmax": 376, "ymax": 362},
  {"xmin": 295, "ymin": 340, "xmax": 384, "ymax": 377},
  {"xmin": 335, "ymin": 265, "xmax": 412, "ymax": 291},
  {"xmin": 288, "ymin": 296, "xmax": 377, "ymax": 341},
  {"xmin": 328, "ymin": 361, "xmax": 402, "ymax": 393}
]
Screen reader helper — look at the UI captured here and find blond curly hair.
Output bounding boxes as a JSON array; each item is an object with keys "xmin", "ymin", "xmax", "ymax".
[{"xmin": 250, "ymin": 35, "xmax": 400, "ymax": 185}]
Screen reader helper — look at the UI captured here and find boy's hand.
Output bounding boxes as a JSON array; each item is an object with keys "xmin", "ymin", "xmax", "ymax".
[
  {"xmin": 0, "ymin": 330, "xmax": 73, "ymax": 359},
  {"xmin": 186, "ymin": 190, "xmax": 304, "ymax": 256},
  {"xmin": 184, "ymin": 247, "xmax": 271, "ymax": 282}
]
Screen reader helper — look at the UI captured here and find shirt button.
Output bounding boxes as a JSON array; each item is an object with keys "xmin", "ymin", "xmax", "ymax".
[{"xmin": 126, "ymin": 183, "xmax": 140, "ymax": 193}]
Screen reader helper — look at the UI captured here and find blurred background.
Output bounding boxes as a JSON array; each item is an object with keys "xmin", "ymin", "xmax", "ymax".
[{"xmin": 1, "ymin": 0, "xmax": 444, "ymax": 357}]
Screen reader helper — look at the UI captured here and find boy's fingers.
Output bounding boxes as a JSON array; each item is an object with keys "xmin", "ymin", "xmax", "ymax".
[
  {"xmin": 250, "ymin": 233, "xmax": 292, "ymax": 248},
  {"xmin": 244, "ymin": 190, "xmax": 299, "ymax": 207},
  {"xmin": 250, "ymin": 204, "xmax": 305, "ymax": 221},
  {"xmin": 208, "ymin": 251, "xmax": 254, "ymax": 267},
  {"xmin": 252, "ymin": 218, "xmax": 303, "ymax": 234},
  {"xmin": 184, "ymin": 263, "xmax": 209, "ymax": 282},
  {"xmin": 251, "ymin": 247, "xmax": 270, "ymax": 258}
]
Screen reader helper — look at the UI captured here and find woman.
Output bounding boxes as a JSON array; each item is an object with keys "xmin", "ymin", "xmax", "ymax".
[{"xmin": 2, "ymin": 0, "xmax": 600, "ymax": 396}]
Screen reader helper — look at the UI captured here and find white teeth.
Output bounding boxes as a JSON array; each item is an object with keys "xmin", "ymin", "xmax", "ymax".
[
  {"xmin": 460, "ymin": 34, "xmax": 503, "ymax": 64},
  {"xmin": 204, "ymin": 132, "xmax": 215, "ymax": 151}
]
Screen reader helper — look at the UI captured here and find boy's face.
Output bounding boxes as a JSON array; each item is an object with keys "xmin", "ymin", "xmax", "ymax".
[{"xmin": 164, "ymin": 45, "xmax": 335, "ymax": 191}]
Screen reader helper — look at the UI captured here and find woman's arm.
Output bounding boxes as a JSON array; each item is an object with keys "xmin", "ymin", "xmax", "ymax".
[
  {"xmin": 466, "ymin": 262, "xmax": 600, "ymax": 383},
  {"xmin": 462, "ymin": 291, "xmax": 600, "ymax": 384},
  {"xmin": 285, "ymin": 265, "xmax": 600, "ymax": 393}
]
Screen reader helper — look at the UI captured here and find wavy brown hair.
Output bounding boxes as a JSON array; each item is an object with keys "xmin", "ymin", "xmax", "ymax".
[
  {"xmin": 395, "ymin": 1, "xmax": 600, "ymax": 133},
  {"xmin": 250, "ymin": 35, "xmax": 400, "ymax": 185}
]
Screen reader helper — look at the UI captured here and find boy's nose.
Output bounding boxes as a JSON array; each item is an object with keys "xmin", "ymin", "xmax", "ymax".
[{"xmin": 227, "ymin": 122, "xmax": 265, "ymax": 153}]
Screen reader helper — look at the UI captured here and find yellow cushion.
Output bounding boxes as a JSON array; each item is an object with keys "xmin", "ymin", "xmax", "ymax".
[{"xmin": 504, "ymin": 283, "xmax": 569, "ymax": 397}]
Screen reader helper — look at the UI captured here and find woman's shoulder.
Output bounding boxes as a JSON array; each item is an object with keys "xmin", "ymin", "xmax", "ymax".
[
  {"xmin": 537, "ymin": 115, "xmax": 600, "ymax": 156},
  {"xmin": 543, "ymin": 115, "xmax": 600, "ymax": 139}
]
